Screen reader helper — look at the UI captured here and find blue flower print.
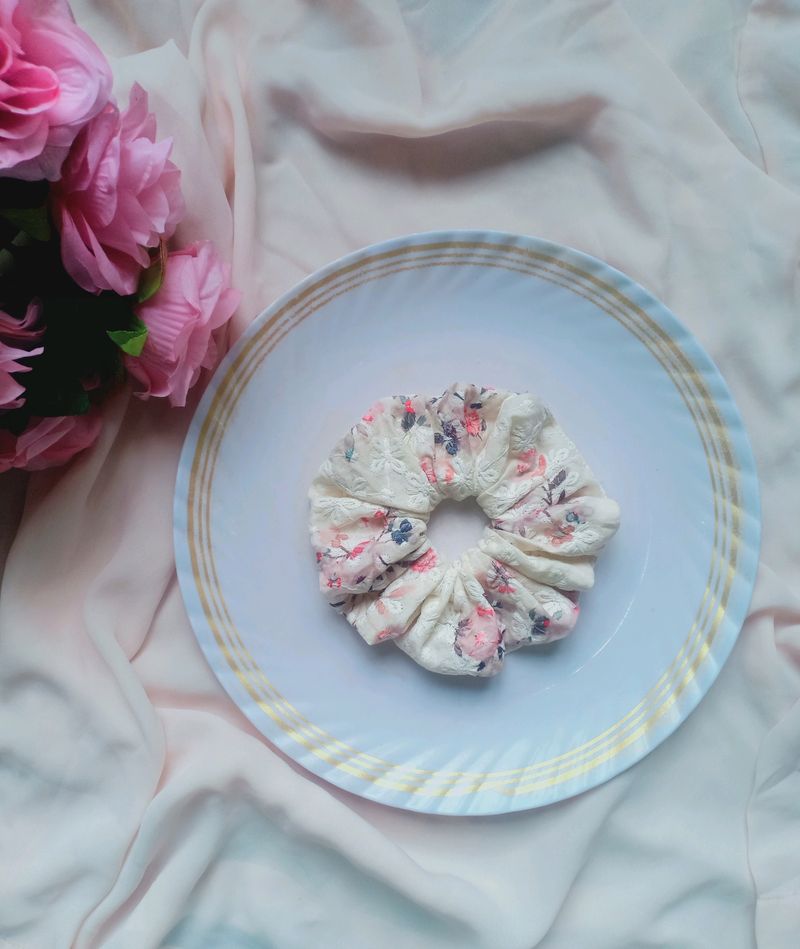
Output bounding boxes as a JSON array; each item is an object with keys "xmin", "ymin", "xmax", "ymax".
[
  {"xmin": 391, "ymin": 518, "xmax": 413, "ymax": 544},
  {"xmin": 434, "ymin": 419, "xmax": 460, "ymax": 455}
]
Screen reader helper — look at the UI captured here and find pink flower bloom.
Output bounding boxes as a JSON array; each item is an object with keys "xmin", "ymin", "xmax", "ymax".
[
  {"xmin": 454, "ymin": 608, "xmax": 502, "ymax": 662},
  {"xmin": 0, "ymin": 340, "xmax": 36, "ymax": 409},
  {"xmin": 376, "ymin": 627, "xmax": 401, "ymax": 642},
  {"xmin": 347, "ymin": 540, "xmax": 370, "ymax": 560},
  {"xmin": 420, "ymin": 457, "xmax": 436, "ymax": 484},
  {"xmin": 361, "ymin": 400, "xmax": 384, "ymax": 423},
  {"xmin": 0, "ymin": 0, "xmax": 112, "ymax": 180},
  {"xmin": 546, "ymin": 524, "xmax": 575, "ymax": 547},
  {"xmin": 0, "ymin": 301, "xmax": 42, "ymax": 409},
  {"xmin": 52, "ymin": 82, "xmax": 184, "ymax": 294},
  {"xmin": 410, "ymin": 548, "xmax": 437, "ymax": 573},
  {"xmin": 464, "ymin": 409, "xmax": 482, "ymax": 437},
  {"xmin": 125, "ymin": 241, "xmax": 239, "ymax": 408},
  {"xmin": 515, "ymin": 451, "xmax": 547, "ymax": 478},
  {"xmin": 0, "ymin": 408, "xmax": 101, "ymax": 472},
  {"xmin": 319, "ymin": 529, "xmax": 348, "ymax": 547}
]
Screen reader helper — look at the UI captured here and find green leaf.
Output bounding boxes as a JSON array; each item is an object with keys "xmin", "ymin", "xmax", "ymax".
[
  {"xmin": 137, "ymin": 240, "xmax": 167, "ymax": 303},
  {"xmin": 0, "ymin": 248, "xmax": 13, "ymax": 276},
  {"xmin": 64, "ymin": 390, "xmax": 91, "ymax": 416},
  {"xmin": 0, "ymin": 205, "xmax": 51, "ymax": 242},
  {"xmin": 107, "ymin": 316, "xmax": 149, "ymax": 356}
]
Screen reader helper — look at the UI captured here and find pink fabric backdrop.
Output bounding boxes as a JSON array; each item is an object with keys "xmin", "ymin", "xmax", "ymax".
[{"xmin": 1, "ymin": 2, "xmax": 798, "ymax": 946}]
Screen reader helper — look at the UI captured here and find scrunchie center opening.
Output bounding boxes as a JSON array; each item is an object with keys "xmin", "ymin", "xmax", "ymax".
[{"xmin": 426, "ymin": 497, "xmax": 488, "ymax": 563}]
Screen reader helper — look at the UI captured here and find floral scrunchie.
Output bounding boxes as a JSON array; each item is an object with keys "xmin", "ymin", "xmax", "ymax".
[{"xmin": 309, "ymin": 383, "xmax": 620, "ymax": 677}]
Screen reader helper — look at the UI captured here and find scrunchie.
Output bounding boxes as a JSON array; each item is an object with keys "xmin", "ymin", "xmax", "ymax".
[{"xmin": 309, "ymin": 383, "xmax": 620, "ymax": 677}]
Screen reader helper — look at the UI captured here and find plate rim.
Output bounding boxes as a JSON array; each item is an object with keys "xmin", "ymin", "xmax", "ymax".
[{"xmin": 174, "ymin": 229, "xmax": 761, "ymax": 815}]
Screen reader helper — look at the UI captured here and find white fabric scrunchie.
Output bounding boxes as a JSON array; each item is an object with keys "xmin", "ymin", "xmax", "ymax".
[{"xmin": 309, "ymin": 383, "xmax": 620, "ymax": 677}]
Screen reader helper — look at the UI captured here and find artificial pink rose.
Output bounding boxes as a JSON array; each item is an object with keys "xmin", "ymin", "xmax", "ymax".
[
  {"xmin": 125, "ymin": 241, "xmax": 239, "ymax": 408},
  {"xmin": 0, "ymin": 408, "xmax": 101, "ymax": 472},
  {"xmin": 0, "ymin": 340, "xmax": 37, "ymax": 409},
  {"xmin": 0, "ymin": 0, "xmax": 112, "ymax": 180},
  {"xmin": 0, "ymin": 300, "xmax": 43, "ymax": 409},
  {"xmin": 52, "ymin": 82, "xmax": 184, "ymax": 295}
]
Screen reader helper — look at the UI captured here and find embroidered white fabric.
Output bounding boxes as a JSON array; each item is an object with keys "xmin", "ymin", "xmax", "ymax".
[{"xmin": 309, "ymin": 383, "xmax": 620, "ymax": 676}]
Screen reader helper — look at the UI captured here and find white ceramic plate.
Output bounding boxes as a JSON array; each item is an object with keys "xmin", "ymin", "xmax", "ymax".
[{"xmin": 174, "ymin": 231, "xmax": 760, "ymax": 815}]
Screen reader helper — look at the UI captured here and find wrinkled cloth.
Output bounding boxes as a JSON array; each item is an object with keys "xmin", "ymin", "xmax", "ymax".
[
  {"xmin": 1, "ymin": 1, "xmax": 799, "ymax": 947},
  {"xmin": 310, "ymin": 384, "xmax": 619, "ymax": 676}
]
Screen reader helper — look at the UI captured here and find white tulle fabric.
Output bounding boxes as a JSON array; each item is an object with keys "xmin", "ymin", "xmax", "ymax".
[{"xmin": 309, "ymin": 383, "xmax": 620, "ymax": 676}]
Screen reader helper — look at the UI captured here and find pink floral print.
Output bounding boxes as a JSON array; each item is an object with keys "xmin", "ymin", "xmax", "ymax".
[
  {"xmin": 411, "ymin": 548, "xmax": 438, "ymax": 573},
  {"xmin": 454, "ymin": 605, "xmax": 503, "ymax": 665},
  {"xmin": 464, "ymin": 409, "xmax": 482, "ymax": 437},
  {"xmin": 420, "ymin": 457, "xmax": 436, "ymax": 484}
]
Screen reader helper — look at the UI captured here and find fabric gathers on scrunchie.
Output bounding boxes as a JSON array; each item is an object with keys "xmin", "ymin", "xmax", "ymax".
[{"xmin": 309, "ymin": 383, "xmax": 620, "ymax": 677}]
